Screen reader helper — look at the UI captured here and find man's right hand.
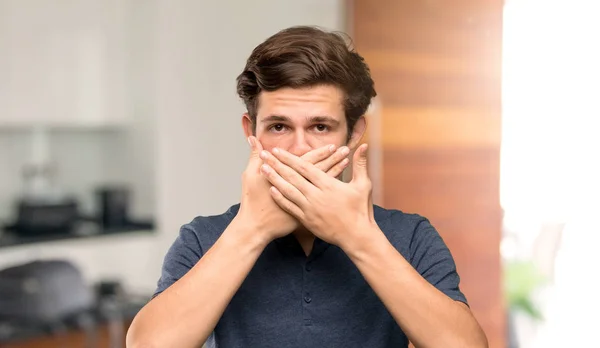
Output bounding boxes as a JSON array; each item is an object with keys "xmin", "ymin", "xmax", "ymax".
[{"xmin": 235, "ymin": 136, "xmax": 349, "ymax": 243}]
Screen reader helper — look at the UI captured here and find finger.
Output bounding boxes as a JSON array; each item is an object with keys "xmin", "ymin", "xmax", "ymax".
[
  {"xmin": 260, "ymin": 163, "xmax": 309, "ymax": 207},
  {"xmin": 326, "ymin": 157, "xmax": 350, "ymax": 178},
  {"xmin": 271, "ymin": 148, "xmax": 330, "ymax": 189},
  {"xmin": 247, "ymin": 136, "xmax": 264, "ymax": 165},
  {"xmin": 351, "ymin": 143, "xmax": 369, "ymax": 184},
  {"xmin": 269, "ymin": 186, "xmax": 305, "ymax": 221},
  {"xmin": 314, "ymin": 146, "xmax": 350, "ymax": 173},
  {"xmin": 300, "ymin": 144, "xmax": 336, "ymax": 165},
  {"xmin": 261, "ymin": 150, "xmax": 316, "ymax": 196}
]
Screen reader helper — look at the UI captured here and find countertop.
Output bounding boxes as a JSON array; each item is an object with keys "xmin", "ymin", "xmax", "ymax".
[{"xmin": 0, "ymin": 220, "xmax": 154, "ymax": 249}]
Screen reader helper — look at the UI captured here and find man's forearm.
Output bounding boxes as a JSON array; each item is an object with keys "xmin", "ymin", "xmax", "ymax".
[
  {"xmin": 126, "ymin": 218, "xmax": 268, "ymax": 348},
  {"xmin": 343, "ymin": 226, "xmax": 488, "ymax": 348}
]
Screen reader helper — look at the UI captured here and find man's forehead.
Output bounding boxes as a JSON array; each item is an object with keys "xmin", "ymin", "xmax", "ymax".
[
  {"xmin": 256, "ymin": 86, "xmax": 345, "ymax": 121},
  {"xmin": 260, "ymin": 85, "xmax": 342, "ymax": 105}
]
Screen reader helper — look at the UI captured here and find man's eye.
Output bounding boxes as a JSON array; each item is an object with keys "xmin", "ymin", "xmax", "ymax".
[
  {"xmin": 270, "ymin": 124, "xmax": 286, "ymax": 132},
  {"xmin": 314, "ymin": 124, "xmax": 329, "ymax": 132}
]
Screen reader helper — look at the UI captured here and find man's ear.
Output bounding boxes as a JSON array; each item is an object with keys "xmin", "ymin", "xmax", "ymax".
[
  {"xmin": 242, "ymin": 113, "xmax": 254, "ymax": 138},
  {"xmin": 347, "ymin": 116, "xmax": 367, "ymax": 149}
]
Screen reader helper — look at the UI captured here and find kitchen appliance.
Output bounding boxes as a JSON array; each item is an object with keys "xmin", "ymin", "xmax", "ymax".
[
  {"xmin": 11, "ymin": 198, "xmax": 80, "ymax": 236},
  {"xmin": 7, "ymin": 127, "xmax": 80, "ymax": 236},
  {"xmin": 96, "ymin": 186, "xmax": 130, "ymax": 229}
]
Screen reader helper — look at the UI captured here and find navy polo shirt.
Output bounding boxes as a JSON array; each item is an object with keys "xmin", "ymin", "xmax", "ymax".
[{"xmin": 154, "ymin": 204, "xmax": 467, "ymax": 348}]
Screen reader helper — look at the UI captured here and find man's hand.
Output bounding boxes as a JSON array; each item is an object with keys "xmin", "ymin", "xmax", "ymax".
[
  {"xmin": 302, "ymin": 143, "xmax": 350, "ymax": 177},
  {"xmin": 235, "ymin": 136, "xmax": 350, "ymax": 243},
  {"xmin": 259, "ymin": 144, "xmax": 376, "ymax": 248}
]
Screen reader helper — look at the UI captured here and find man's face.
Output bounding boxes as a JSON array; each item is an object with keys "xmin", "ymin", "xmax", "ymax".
[{"xmin": 243, "ymin": 85, "xmax": 362, "ymax": 156}]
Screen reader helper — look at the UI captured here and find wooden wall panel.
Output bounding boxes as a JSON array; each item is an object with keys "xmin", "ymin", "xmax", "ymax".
[
  {"xmin": 351, "ymin": 0, "xmax": 505, "ymax": 347},
  {"xmin": 381, "ymin": 107, "xmax": 501, "ymax": 148}
]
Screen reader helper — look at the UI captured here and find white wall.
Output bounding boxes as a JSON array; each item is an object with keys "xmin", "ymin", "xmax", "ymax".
[{"xmin": 0, "ymin": 0, "xmax": 346, "ymax": 295}]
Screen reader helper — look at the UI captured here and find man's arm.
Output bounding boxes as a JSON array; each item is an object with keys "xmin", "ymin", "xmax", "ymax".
[
  {"xmin": 342, "ymin": 224, "xmax": 488, "ymax": 348},
  {"xmin": 126, "ymin": 218, "xmax": 267, "ymax": 348},
  {"xmin": 126, "ymin": 136, "xmax": 275, "ymax": 348}
]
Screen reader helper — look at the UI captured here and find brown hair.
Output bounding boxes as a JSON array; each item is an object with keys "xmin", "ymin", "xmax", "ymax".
[{"xmin": 236, "ymin": 26, "xmax": 376, "ymax": 138}]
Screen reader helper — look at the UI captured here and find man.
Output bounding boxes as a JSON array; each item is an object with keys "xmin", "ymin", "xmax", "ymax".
[{"xmin": 127, "ymin": 26, "xmax": 488, "ymax": 348}]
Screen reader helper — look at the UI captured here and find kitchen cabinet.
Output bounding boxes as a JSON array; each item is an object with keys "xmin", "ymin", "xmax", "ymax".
[{"xmin": 0, "ymin": 0, "xmax": 130, "ymax": 128}]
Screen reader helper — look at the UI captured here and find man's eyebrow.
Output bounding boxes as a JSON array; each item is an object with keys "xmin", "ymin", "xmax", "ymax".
[
  {"xmin": 260, "ymin": 115, "xmax": 340, "ymax": 126},
  {"xmin": 261, "ymin": 115, "xmax": 291, "ymax": 123},
  {"xmin": 308, "ymin": 116, "xmax": 340, "ymax": 126}
]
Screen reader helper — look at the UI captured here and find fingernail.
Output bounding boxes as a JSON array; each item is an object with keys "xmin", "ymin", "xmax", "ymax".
[
  {"xmin": 340, "ymin": 146, "xmax": 350, "ymax": 155},
  {"xmin": 260, "ymin": 150, "xmax": 268, "ymax": 159},
  {"xmin": 272, "ymin": 148, "xmax": 280, "ymax": 154},
  {"xmin": 342, "ymin": 158, "xmax": 349, "ymax": 166},
  {"xmin": 261, "ymin": 164, "xmax": 270, "ymax": 173},
  {"xmin": 328, "ymin": 144, "xmax": 336, "ymax": 152}
]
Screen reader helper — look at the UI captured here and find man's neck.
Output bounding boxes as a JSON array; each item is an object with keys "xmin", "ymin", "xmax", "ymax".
[{"xmin": 293, "ymin": 226, "xmax": 315, "ymax": 256}]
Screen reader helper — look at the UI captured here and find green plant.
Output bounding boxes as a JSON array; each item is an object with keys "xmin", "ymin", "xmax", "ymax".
[{"xmin": 503, "ymin": 260, "xmax": 547, "ymax": 321}]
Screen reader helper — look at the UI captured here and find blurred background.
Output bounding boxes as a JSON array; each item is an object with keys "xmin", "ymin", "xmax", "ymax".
[{"xmin": 0, "ymin": 0, "xmax": 597, "ymax": 347}]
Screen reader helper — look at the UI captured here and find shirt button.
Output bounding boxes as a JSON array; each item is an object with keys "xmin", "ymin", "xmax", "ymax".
[
  {"xmin": 304, "ymin": 293, "xmax": 312, "ymax": 303},
  {"xmin": 305, "ymin": 264, "xmax": 312, "ymax": 272}
]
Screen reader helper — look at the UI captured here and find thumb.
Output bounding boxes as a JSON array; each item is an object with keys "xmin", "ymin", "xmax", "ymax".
[
  {"xmin": 247, "ymin": 136, "xmax": 264, "ymax": 162},
  {"xmin": 351, "ymin": 143, "xmax": 369, "ymax": 183}
]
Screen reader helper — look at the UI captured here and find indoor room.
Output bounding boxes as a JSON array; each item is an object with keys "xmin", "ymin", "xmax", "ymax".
[{"xmin": 0, "ymin": 1, "xmax": 597, "ymax": 347}]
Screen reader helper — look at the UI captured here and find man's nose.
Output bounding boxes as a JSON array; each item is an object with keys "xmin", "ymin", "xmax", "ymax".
[{"xmin": 287, "ymin": 132, "xmax": 312, "ymax": 157}]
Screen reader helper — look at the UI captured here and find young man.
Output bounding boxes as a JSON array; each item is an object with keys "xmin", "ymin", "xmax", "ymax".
[{"xmin": 127, "ymin": 26, "xmax": 488, "ymax": 348}]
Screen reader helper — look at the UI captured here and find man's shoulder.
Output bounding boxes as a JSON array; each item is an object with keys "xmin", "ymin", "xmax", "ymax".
[
  {"xmin": 373, "ymin": 204, "xmax": 429, "ymax": 232},
  {"xmin": 182, "ymin": 204, "xmax": 240, "ymax": 247},
  {"xmin": 373, "ymin": 204, "xmax": 434, "ymax": 245}
]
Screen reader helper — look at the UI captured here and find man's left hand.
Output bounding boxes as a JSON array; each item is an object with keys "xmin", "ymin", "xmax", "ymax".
[{"xmin": 259, "ymin": 144, "xmax": 376, "ymax": 248}]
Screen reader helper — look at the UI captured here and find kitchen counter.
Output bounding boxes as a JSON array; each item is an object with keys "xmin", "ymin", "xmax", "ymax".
[{"xmin": 0, "ymin": 220, "xmax": 154, "ymax": 249}]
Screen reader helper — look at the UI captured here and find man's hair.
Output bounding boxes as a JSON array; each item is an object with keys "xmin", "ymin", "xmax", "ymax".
[{"xmin": 236, "ymin": 26, "xmax": 377, "ymax": 137}]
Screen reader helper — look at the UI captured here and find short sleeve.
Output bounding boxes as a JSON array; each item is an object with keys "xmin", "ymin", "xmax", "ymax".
[
  {"xmin": 153, "ymin": 223, "xmax": 204, "ymax": 298},
  {"xmin": 409, "ymin": 219, "xmax": 468, "ymax": 305}
]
